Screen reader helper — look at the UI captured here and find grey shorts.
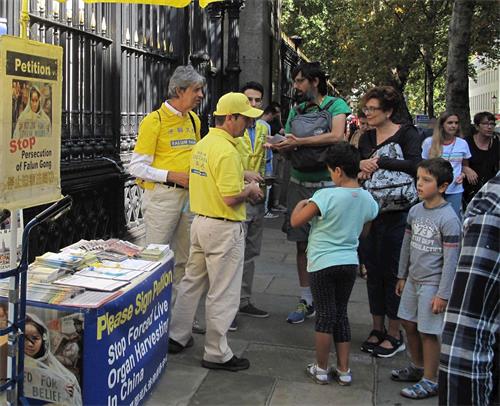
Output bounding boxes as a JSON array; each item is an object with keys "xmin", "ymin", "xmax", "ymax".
[
  {"xmin": 284, "ymin": 178, "xmax": 334, "ymax": 242},
  {"xmin": 397, "ymin": 278, "xmax": 444, "ymax": 335}
]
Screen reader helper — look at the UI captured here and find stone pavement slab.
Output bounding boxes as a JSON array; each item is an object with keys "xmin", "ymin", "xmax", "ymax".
[
  {"xmin": 147, "ymin": 363, "xmax": 208, "ymax": 406},
  {"xmin": 145, "ymin": 217, "xmax": 439, "ymax": 406},
  {"xmin": 188, "ymin": 372, "xmax": 275, "ymax": 406},
  {"xmin": 269, "ymin": 379, "xmax": 373, "ymax": 406}
]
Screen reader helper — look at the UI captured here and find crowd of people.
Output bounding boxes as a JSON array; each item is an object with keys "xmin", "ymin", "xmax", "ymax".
[{"xmin": 130, "ymin": 62, "xmax": 499, "ymax": 405}]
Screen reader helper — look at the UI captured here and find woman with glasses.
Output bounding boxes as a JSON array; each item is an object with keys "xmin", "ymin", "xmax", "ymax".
[
  {"xmin": 357, "ymin": 86, "xmax": 422, "ymax": 358},
  {"xmin": 463, "ymin": 111, "xmax": 499, "ymax": 205}
]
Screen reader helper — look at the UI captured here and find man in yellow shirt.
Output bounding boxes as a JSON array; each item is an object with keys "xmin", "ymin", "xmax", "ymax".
[
  {"xmin": 168, "ymin": 93, "xmax": 263, "ymax": 372},
  {"xmin": 231, "ymin": 82, "xmax": 271, "ymax": 331},
  {"xmin": 129, "ymin": 65, "xmax": 205, "ymax": 332}
]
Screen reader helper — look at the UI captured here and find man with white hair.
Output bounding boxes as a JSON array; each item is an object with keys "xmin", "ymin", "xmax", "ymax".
[{"xmin": 130, "ymin": 65, "xmax": 205, "ymax": 332}]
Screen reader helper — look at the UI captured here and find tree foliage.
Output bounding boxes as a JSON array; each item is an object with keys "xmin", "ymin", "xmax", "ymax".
[{"xmin": 281, "ymin": 0, "xmax": 499, "ymax": 118}]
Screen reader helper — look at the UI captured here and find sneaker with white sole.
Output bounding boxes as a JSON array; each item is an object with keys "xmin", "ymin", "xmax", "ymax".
[
  {"xmin": 305, "ymin": 363, "xmax": 330, "ymax": 385},
  {"xmin": 330, "ymin": 368, "xmax": 352, "ymax": 386},
  {"xmin": 264, "ymin": 211, "xmax": 279, "ymax": 219},
  {"xmin": 192, "ymin": 318, "xmax": 206, "ymax": 335},
  {"xmin": 286, "ymin": 300, "xmax": 315, "ymax": 324},
  {"xmin": 391, "ymin": 365, "xmax": 424, "ymax": 382},
  {"xmin": 228, "ymin": 318, "xmax": 238, "ymax": 332},
  {"xmin": 400, "ymin": 378, "xmax": 438, "ymax": 399},
  {"xmin": 273, "ymin": 204, "xmax": 287, "ymax": 212}
]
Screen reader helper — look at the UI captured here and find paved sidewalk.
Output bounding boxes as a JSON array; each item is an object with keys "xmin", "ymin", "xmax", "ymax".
[{"xmin": 146, "ymin": 217, "xmax": 438, "ymax": 406}]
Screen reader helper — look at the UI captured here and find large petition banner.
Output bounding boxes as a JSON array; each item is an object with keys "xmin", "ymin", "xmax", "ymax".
[{"xmin": 0, "ymin": 36, "xmax": 63, "ymax": 210}]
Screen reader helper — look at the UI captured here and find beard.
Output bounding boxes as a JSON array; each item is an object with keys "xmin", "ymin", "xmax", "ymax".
[{"xmin": 293, "ymin": 88, "xmax": 315, "ymax": 104}]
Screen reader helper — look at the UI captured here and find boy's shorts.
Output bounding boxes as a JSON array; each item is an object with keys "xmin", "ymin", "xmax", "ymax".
[{"xmin": 397, "ymin": 278, "xmax": 444, "ymax": 335}]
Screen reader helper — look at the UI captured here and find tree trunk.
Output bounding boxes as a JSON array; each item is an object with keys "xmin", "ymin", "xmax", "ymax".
[
  {"xmin": 426, "ymin": 64, "xmax": 436, "ymax": 118},
  {"xmin": 445, "ymin": 0, "xmax": 475, "ymax": 137}
]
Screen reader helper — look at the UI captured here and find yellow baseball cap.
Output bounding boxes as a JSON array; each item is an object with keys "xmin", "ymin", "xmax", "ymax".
[{"xmin": 213, "ymin": 92, "xmax": 263, "ymax": 117}]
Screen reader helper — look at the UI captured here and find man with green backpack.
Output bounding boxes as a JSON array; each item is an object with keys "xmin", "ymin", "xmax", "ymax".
[{"xmin": 273, "ymin": 62, "xmax": 351, "ymax": 324}]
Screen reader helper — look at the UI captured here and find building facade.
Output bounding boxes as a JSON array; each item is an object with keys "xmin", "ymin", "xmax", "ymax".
[{"xmin": 469, "ymin": 59, "xmax": 499, "ymax": 118}]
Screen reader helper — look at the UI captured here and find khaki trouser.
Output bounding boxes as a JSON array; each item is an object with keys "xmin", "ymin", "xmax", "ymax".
[
  {"xmin": 240, "ymin": 202, "xmax": 265, "ymax": 308},
  {"xmin": 142, "ymin": 184, "xmax": 193, "ymax": 299},
  {"xmin": 169, "ymin": 215, "xmax": 245, "ymax": 363}
]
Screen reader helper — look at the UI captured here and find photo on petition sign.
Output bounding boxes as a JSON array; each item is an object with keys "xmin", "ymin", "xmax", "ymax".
[{"xmin": 12, "ymin": 80, "xmax": 52, "ymax": 139}]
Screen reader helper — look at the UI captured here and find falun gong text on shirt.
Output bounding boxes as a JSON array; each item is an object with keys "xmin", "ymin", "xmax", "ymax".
[{"xmin": 0, "ymin": 35, "xmax": 62, "ymax": 210}]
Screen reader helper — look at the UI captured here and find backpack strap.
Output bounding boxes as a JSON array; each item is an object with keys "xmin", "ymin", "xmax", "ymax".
[
  {"xmin": 156, "ymin": 108, "xmax": 197, "ymax": 135},
  {"xmin": 320, "ymin": 97, "xmax": 337, "ymax": 112},
  {"xmin": 295, "ymin": 97, "xmax": 337, "ymax": 115}
]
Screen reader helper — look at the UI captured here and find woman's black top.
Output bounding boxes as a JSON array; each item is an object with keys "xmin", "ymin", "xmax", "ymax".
[
  {"xmin": 358, "ymin": 124, "xmax": 422, "ymax": 177},
  {"xmin": 464, "ymin": 135, "xmax": 499, "ymax": 202}
]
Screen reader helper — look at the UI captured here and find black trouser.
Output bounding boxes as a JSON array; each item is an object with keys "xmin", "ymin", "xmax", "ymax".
[
  {"xmin": 362, "ymin": 210, "xmax": 408, "ymax": 320},
  {"xmin": 310, "ymin": 265, "xmax": 357, "ymax": 343}
]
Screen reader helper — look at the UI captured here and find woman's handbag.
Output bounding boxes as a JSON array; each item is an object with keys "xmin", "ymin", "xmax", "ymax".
[{"xmin": 363, "ymin": 142, "xmax": 418, "ymax": 213}]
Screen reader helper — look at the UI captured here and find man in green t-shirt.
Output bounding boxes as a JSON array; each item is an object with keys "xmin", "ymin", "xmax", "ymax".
[{"xmin": 273, "ymin": 62, "xmax": 351, "ymax": 324}]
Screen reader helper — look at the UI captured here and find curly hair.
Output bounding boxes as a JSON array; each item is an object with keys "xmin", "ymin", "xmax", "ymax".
[{"xmin": 360, "ymin": 86, "xmax": 401, "ymax": 117}]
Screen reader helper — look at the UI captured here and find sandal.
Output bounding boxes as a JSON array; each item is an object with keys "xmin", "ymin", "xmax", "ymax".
[
  {"xmin": 359, "ymin": 264, "xmax": 368, "ymax": 279},
  {"xmin": 400, "ymin": 379, "xmax": 438, "ymax": 399},
  {"xmin": 391, "ymin": 365, "xmax": 424, "ymax": 382},
  {"xmin": 372, "ymin": 332, "xmax": 406, "ymax": 358},
  {"xmin": 360, "ymin": 328, "xmax": 386, "ymax": 353}
]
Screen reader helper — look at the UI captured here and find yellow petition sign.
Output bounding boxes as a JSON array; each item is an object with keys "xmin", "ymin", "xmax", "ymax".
[{"xmin": 0, "ymin": 36, "xmax": 63, "ymax": 210}]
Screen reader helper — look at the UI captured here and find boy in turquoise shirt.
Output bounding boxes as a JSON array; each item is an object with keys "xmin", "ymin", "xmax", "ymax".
[{"xmin": 291, "ymin": 142, "xmax": 378, "ymax": 386}]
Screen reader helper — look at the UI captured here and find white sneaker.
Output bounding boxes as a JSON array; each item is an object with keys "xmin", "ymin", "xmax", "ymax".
[
  {"xmin": 264, "ymin": 211, "xmax": 279, "ymax": 219},
  {"xmin": 306, "ymin": 363, "xmax": 330, "ymax": 385},
  {"xmin": 331, "ymin": 367, "xmax": 352, "ymax": 386}
]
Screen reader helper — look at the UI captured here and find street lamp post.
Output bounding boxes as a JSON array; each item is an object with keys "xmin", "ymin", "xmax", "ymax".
[{"xmin": 492, "ymin": 94, "xmax": 497, "ymax": 114}]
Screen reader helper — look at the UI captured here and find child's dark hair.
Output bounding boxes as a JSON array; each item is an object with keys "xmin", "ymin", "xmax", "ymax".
[
  {"xmin": 325, "ymin": 142, "xmax": 360, "ymax": 179},
  {"xmin": 417, "ymin": 158, "xmax": 453, "ymax": 187}
]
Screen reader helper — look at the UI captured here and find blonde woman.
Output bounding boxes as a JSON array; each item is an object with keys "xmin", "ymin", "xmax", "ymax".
[{"xmin": 421, "ymin": 112, "xmax": 473, "ymax": 219}]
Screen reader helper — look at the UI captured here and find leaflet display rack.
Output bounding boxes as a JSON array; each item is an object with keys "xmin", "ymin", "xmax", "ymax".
[{"xmin": 0, "ymin": 197, "xmax": 173, "ymax": 404}]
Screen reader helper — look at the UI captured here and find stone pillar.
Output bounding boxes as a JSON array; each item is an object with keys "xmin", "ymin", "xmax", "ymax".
[
  {"xmin": 224, "ymin": 0, "xmax": 244, "ymax": 92},
  {"xmin": 239, "ymin": 0, "xmax": 272, "ymax": 104}
]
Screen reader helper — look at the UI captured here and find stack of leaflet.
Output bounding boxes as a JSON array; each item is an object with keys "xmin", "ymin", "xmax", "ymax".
[
  {"xmin": 77, "ymin": 266, "xmax": 142, "ymax": 282},
  {"xmin": 34, "ymin": 251, "xmax": 93, "ymax": 272},
  {"xmin": 107, "ymin": 258, "xmax": 162, "ymax": 273},
  {"xmin": 28, "ymin": 264, "xmax": 65, "ymax": 283},
  {"xmin": 0, "ymin": 280, "xmax": 83, "ymax": 304},
  {"xmin": 139, "ymin": 244, "xmax": 171, "ymax": 260},
  {"xmin": 54, "ymin": 275, "xmax": 129, "ymax": 292},
  {"xmin": 59, "ymin": 290, "xmax": 123, "ymax": 308}
]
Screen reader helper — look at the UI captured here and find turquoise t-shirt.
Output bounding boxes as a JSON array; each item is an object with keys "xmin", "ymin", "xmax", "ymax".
[
  {"xmin": 307, "ymin": 187, "xmax": 379, "ymax": 272},
  {"xmin": 285, "ymin": 96, "xmax": 351, "ymax": 182}
]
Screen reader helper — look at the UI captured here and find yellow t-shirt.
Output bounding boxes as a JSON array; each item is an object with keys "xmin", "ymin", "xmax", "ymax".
[
  {"xmin": 189, "ymin": 127, "xmax": 245, "ymax": 221},
  {"xmin": 236, "ymin": 120, "xmax": 269, "ymax": 176},
  {"xmin": 133, "ymin": 104, "xmax": 201, "ymax": 189}
]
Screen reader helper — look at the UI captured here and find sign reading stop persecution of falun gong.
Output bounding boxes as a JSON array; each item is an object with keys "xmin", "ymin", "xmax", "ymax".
[{"xmin": 0, "ymin": 35, "xmax": 63, "ymax": 210}]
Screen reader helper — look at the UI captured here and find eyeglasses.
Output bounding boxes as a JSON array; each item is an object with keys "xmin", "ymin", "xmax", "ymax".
[
  {"xmin": 479, "ymin": 122, "xmax": 495, "ymax": 127},
  {"xmin": 362, "ymin": 106, "xmax": 382, "ymax": 114}
]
